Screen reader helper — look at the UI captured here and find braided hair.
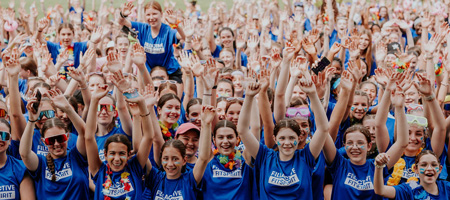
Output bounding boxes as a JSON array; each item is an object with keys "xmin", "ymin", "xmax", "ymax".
[{"xmin": 41, "ymin": 118, "xmax": 67, "ymax": 182}]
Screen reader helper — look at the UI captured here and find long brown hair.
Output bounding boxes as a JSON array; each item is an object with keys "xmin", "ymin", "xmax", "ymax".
[
  {"xmin": 360, "ymin": 29, "xmax": 373, "ymax": 76},
  {"xmin": 41, "ymin": 118, "xmax": 67, "ymax": 182}
]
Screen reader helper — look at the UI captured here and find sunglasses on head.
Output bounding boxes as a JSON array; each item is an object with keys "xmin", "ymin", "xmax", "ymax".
[
  {"xmin": 226, "ymin": 97, "xmax": 244, "ymax": 101},
  {"xmin": 286, "ymin": 107, "xmax": 311, "ymax": 119},
  {"xmin": 406, "ymin": 114, "xmax": 428, "ymax": 127},
  {"xmin": 0, "ymin": 132, "xmax": 11, "ymax": 141},
  {"xmin": 44, "ymin": 133, "xmax": 68, "ymax": 145},
  {"xmin": 97, "ymin": 104, "xmax": 116, "ymax": 112},
  {"xmin": 38, "ymin": 110, "xmax": 56, "ymax": 120},
  {"xmin": 0, "ymin": 109, "xmax": 7, "ymax": 118}
]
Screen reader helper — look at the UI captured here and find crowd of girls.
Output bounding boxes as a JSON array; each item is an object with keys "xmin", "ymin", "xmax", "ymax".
[{"xmin": 3, "ymin": 0, "xmax": 450, "ymax": 199}]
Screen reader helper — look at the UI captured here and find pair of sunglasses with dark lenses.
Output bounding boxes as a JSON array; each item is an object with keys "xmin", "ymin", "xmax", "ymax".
[
  {"xmin": 0, "ymin": 109, "xmax": 6, "ymax": 118},
  {"xmin": 38, "ymin": 110, "xmax": 56, "ymax": 120},
  {"xmin": 44, "ymin": 134, "xmax": 68, "ymax": 145},
  {"xmin": 97, "ymin": 104, "xmax": 115, "ymax": 112},
  {"xmin": 0, "ymin": 132, "xmax": 10, "ymax": 141}
]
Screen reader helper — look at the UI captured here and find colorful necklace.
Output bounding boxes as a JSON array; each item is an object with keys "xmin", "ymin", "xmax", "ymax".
[
  {"xmin": 213, "ymin": 149, "xmax": 242, "ymax": 170},
  {"xmin": 102, "ymin": 164, "xmax": 132, "ymax": 200},
  {"xmin": 387, "ymin": 147, "xmax": 423, "ymax": 186},
  {"xmin": 159, "ymin": 121, "xmax": 178, "ymax": 141}
]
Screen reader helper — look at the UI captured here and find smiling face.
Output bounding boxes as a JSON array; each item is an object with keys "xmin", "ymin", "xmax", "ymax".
[
  {"xmin": 59, "ymin": 28, "xmax": 74, "ymax": 47},
  {"xmin": 97, "ymin": 97, "xmax": 115, "ymax": 126},
  {"xmin": 293, "ymin": 117, "xmax": 309, "ymax": 147},
  {"xmin": 158, "ymin": 99, "xmax": 181, "ymax": 126},
  {"xmin": 414, "ymin": 154, "xmax": 442, "ymax": 185},
  {"xmin": 145, "ymin": 8, "xmax": 162, "ymax": 27},
  {"xmin": 43, "ymin": 127, "xmax": 68, "ymax": 158},
  {"xmin": 226, "ymin": 103, "xmax": 241, "ymax": 126},
  {"xmin": 116, "ymin": 37, "xmax": 130, "ymax": 57},
  {"xmin": 106, "ymin": 142, "xmax": 129, "ymax": 172},
  {"xmin": 336, "ymin": 19, "xmax": 347, "ymax": 33},
  {"xmin": 0, "ymin": 123, "xmax": 10, "ymax": 154},
  {"xmin": 358, "ymin": 34, "xmax": 370, "ymax": 50},
  {"xmin": 360, "ymin": 84, "xmax": 376, "ymax": 104},
  {"xmin": 88, "ymin": 75, "xmax": 106, "ymax": 93},
  {"xmin": 161, "ymin": 146, "xmax": 186, "ymax": 179},
  {"xmin": 220, "ymin": 51, "xmax": 234, "ymax": 68},
  {"xmin": 232, "ymin": 74, "xmax": 244, "ymax": 93},
  {"xmin": 292, "ymin": 86, "xmax": 307, "ymax": 101},
  {"xmin": 220, "ymin": 30, "xmax": 234, "ymax": 48},
  {"xmin": 37, "ymin": 101, "xmax": 55, "ymax": 129},
  {"xmin": 350, "ymin": 95, "xmax": 369, "ymax": 120},
  {"xmin": 177, "ymin": 131, "xmax": 199, "ymax": 159},
  {"xmin": 345, "ymin": 131, "xmax": 371, "ymax": 165},
  {"xmin": 216, "ymin": 101, "xmax": 227, "ymax": 120},
  {"xmin": 405, "ymin": 86, "xmax": 420, "ymax": 106},
  {"xmin": 274, "ymin": 128, "xmax": 298, "ymax": 158},
  {"xmin": 187, "ymin": 104, "xmax": 201, "ymax": 127},
  {"xmin": 217, "ymin": 82, "xmax": 233, "ymax": 97},
  {"xmin": 406, "ymin": 124, "xmax": 425, "ymax": 153},
  {"xmin": 214, "ymin": 127, "xmax": 238, "ymax": 156}
]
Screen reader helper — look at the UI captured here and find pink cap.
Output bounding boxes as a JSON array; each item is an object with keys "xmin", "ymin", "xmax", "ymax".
[{"xmin": 175, "ymin": 123, "xmax": 200, "ymax": 138}]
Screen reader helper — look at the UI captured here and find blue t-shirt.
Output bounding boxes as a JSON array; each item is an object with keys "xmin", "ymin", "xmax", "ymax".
[
  {"xmin": 30, "ymin": 146, "xmax": 89, "ymax": 199},
  {"xmin": 201, "ymin": 155, "xmax": 256, "ymax": 200},
  {"xmin": 394, "ymin": 180, "xmax": 450, "ymax": 200},
  {"xmin": 96, "ymin": 126, "xmax": 129, "ymax": 162},
  {"xmin": 92, "ymin": 156, "xmax": 145, "ymax": 200},
  {"xmin": 0, "ymin": 156, "xmax": 27, "ymax": 200},
  {"xmin": 143, "ymin": 168, "xmax": 202, "ymax": 200},
  {"xmin": 212, "ymin": 45, "xmax": 248, "ymax": 67},
  {"xmin": 328, "ymin": 151, "xmax": 390, "ymax": 200},
  {"xmin": 254, "ymin": 143, "xmax": 316, "ymax": 200},
  {"xmin": 46, "ymin": 41, "xmax": 88, "ymax": 68},
  {"xmin": 32, "ymin": 128, "xmax": 78, "ymax": 157},
  {"xmin": 131, "ymin": 22, "xmax": 180, "ymax": 75},
  {"xmin": 186, "ymin": 162, "xmax": 195, "ymax": 172}
]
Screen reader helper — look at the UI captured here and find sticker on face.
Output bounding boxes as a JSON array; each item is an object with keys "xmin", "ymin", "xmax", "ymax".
[
  {"xmin": 351, "ymin": 107, "xmax": 355, "ymax": 111},
  {"xmin": 277, "ymin": 141, "xmax": 281, "ymax": 146},
  {"xmin": 293, "ymin": 141, "xmax": 298, "ymax": 146}
]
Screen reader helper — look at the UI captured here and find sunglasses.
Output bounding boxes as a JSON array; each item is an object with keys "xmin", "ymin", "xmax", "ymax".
[
  {"xmin": 286, "ymin": 107, "xmax": 311, "ymax": 119},
  {"xmin": 0, "ymin": 132, "xmax": 11, "ymax": 141},
  {"xmin": 226, "ymin": 97, "xmax": 244, "ymax": 101},
  {"xmin": 44, "ymin": 133, "xmax": 68, "ymax": 145},
  {"xmin": 0, "ymin": 109, "xmax": 7, "ymax": 118},
  {"xmin": 97, "ymin": 104, "xmax": 116, "ymax": 112},
  {"xmin": 160, "ymin": 80, "xmax": 177, "ymax": 85},
  {"xmin": 406, "ymin": 114, "xmax": 428, "ymax": 127},
  {"xmin": 87, "ymin": 72, "xmax": 104, "ymax": 77},
  {"xmin": 38, "ymin": 110, "xmax": 56, "ymax": 120}
]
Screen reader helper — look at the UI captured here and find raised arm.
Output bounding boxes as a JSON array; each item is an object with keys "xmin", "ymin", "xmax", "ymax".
[
  {"xmin": 237, "ymin": 82, "xmax": 261, "ymax": 159},
  {"xmin": 274, "ymin": 45, "xmax": 296, "ymax": 122},
  {"xmin": 193, "ymin": 105, "xmax": 215, "ymax": 185},
  {"xmin": 329, "ymin": 70, "xmax": 354, "ymax": 141},
  {"xmin": 85, "ymin": 84, "xmax": 109, "ymax": 176},
  {"xmin": 19, "ymin": 99, "xmax": 41, "ymax": 172},
  {"xmin": 258, "ymin": 70, "xmax": 275, "ymax": 148},
  {"xmin": 374, "ymin": 153, "xmax": 396, "ymax": 199},
  {"xmin": 117, "ymin": 2, "xmax": 133, "ymax": 28}
]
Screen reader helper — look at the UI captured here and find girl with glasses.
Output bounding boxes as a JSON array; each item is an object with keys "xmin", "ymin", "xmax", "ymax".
[{"xmin": 19, "ymin": 89, "xmax": 89, "ymax": 199}]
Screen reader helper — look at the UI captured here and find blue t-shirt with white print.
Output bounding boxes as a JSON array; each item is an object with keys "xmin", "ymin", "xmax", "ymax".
[
  {"xmin": 328, "ymin": 150, "xmax": 390, "ymax": 200},
  {"xmin": 46, "ymin": 41, "xmax": 87, "ymax": 68},
  {"xmin": 131, "ymin": 22, "xmax": 180, "ymax": 75},
  {"xmin": 394, "ymin": 180, "xmax": 450, "ymax": 200},
  {"xmin": 92, "ymin": 156, "xmax": 145, "ymax": 200},
  {"xmin": 96, "ymin": 126, "xmax": 130, "ymax": 162},
  {"xmin": 254, "ymin": 143, "xmax": 316, "ymax": 200},
  {"xmin": 143, "ymin": 167, "xmax": 202, "ymax": 200},
  {"xmin": 0, "ymin": 156, "xmax": 27, "ymax": 200},
  {"xmin": 201, "ymin": 155, "xmax": 256, "ymax": 200},
  {"xmin": 31, "ymin": 146, "xmax": 89, "ymax": 199},
  {"xmin": 212, "ymin": 45, "xmax": 248, "ymax": 67}
]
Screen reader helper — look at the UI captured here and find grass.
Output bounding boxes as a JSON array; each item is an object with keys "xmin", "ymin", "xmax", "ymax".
[{"xmin": 1, "ymin": 0, "xmax": 233, "ymax": 16}]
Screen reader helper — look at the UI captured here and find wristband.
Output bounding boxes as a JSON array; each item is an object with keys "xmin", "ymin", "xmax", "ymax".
[
  {"xmin": 203, "ymin": 93, "xmax": 212, "ymax": 96},
  {"xmin": 120, "ymin": 12, "xmax": 128, "ymax": 18},
  {"xmin": 80, "ymin": 85, "xmax": 88, "ymax": 90},
  {"xmin": 424, "ymin": 94, "xmax": 435, "ymax": 101},
  {"xmin": 140, "ymin": 112, "xmax": 151, "ymax": 117},
  {"xmin": 123, "ymin": 89, "xmax": 140, "ymax": 99},
  {"xmin": 375, "ymin": 163, "xmax": 386, "ymax": 169},
  {"xmin": 212, "ymin": 85, "xmax": 217, "ymax": 89},
  {"xmin": 169, "ymin": 23, "xmax": 178, "ymax": 29},
  {"xmin": 29, "ymin": 119, "xmax": 38, "ymax": 123}
]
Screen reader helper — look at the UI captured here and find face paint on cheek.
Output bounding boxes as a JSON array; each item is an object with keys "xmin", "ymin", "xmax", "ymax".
[
  {"xmin": 277, "ymin": 141, "xmax": 281, "ymax": 146},
  {"xmin": 419, "ymin": 168, "xmax": 425, "ymax": 174},
  {"xmin": 359, "ymin": 145, "xmax": 365, "ymax": 150},
  {"xmin": 345, "ymin": 146, "xmax": 351, "ymax": 150},
  {"xmin": 435, "ymin": 167, "xmax": 440, "ymax": 173},
  {"xmin": 120, "ymin": 156, "xmax": 127, "ymax": 159},
  {"xmin": 174, "ymin": 162, "xmax": 181, "ymax": 165},
  {"xmin": 293, "ymin": 141, "xmax": 298, "ymax": 146},
  {"xmin": 364, "ymin": 108, "xmax": 368, "ymax": 112},
  {"xmin": 162, "ymin": 161, "xmax": 168, "ymax": 164},
  {"xmin": 351, "ymin": 107, "xmax": 355, "ymax": 111}
]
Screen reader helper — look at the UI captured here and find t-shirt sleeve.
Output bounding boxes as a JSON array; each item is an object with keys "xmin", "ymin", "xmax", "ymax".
[
  {"xmin": 70, "ymin": 145, "xmax": 88, "ymax": 167},
  {"xmin": 393, "ymin": 183, "xmax": 413, "ymax": 199},
  {"xmin": 327, "ymin": 149, "xmax": 345, "ymax": 177},
  {"xmin": 129, "ymin": 155, "xmax": 145, "ymax": 177},
  {"xmin": 92, "ymin": 162, "xmax": 106, "ymax": 180},
  {"xmin": 300, "ymin": 144, "xmax": 316, "ymax": 169},
  {"xmin": 29, "ymin": 155, "xmax": 46, "ymax": 180},
  {"xmin": 188, "ymin": 171, "xmax": 202, "ymax": 191},
  {"xmin": 131, "ymin": 21, "xmax": 149, "ymax": 42},
  {"xmin": 254, "ymin": 143, "xmax": 269, "ymax": 169}
]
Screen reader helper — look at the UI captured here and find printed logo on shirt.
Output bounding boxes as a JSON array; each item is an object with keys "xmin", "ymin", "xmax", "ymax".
[
  {"xmin": 37, "ymin": 145, "xmax": 48, "ymax": 156},
  {"xmin": 212, "ymin": 165, "xmax": 242, "ymax": 178},
  {"xmin": 344, "ymin": 173, "xmax": 374, "ymax": 191},
  {"xmin": 45, "ymin": 162, "xmax": 72, "ymax": 181},
  {"xmin": 144, "ymin": 43, "xmax": 165, "ymax": 54},
  {"xmin": 155, "ymin": 190, "xmax": 184, "ymax": 200},
  {"xmin": 99, "ymin": 149, "xmax": 105, "ymax": 162},
  {"xmin": 402, "ymin": 168, "xmax": 419, "ymax": 180},
  {"xmin": 0, "ymin": 185, "xmax": 16, "ymax": 199},
  {"xmin": 103, "ymin": 181, "xmax": 134, "ymax": 198},
  {"xmin": 268, "ymin": 169, "xmax": 299, "ymax": 186}
]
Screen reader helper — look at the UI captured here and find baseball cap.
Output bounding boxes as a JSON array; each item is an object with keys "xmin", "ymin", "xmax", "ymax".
[{"xmin": 175, "ymin": 123, "xmax": 200, "ymax": 138}]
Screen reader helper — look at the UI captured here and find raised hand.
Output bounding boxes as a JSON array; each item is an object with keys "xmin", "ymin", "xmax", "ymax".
[
  {"xmin": 261, "ymin": 14, "xmax": 270, "ymax": 28},
  {"xmin": 270, "ymin": 50, "xmax": 282, "ymax": 68},
  {"xmin": 202, "ymin": 58, "xmax": 218, "ymax": 90},
  {"xmin": 201, "ymin": 105, "xmax": 216, "ymax": 124},
  {"xmin": 132, "ymin": 43, "xmax": 147, "ymax": 66},
  {"xmin": 165, "ymin": 9, "xmax": 178, "ymax": 25},
  {"xmin": 90, "ymin": 27, "xmax": 103, "ymax": 44},
  {"xmin": 37, "ymin": 18, "xmax": 49, "ymax": 31},
  {"xmin": 106, "ymin": 51, "xmax": 122, "ymax": 73},
  {"xmin": 347, "ymin": 59, "xmax": 365, "ymax": 81},
  {"xmin": 142, "ymin": 84, "xmax": 158, "ymax": 107},
  {"xmin": 340, "ymin": 70, "xmax": 355, "ymax": 91},
  {"xmin": 374, "ymin": 68, "xmax": 389, "ymax": 87},
  {"xmin": 92, "ymin": 84, "xmax": 109, "ymax": 101},
  {"xmin": 121, "ymin": 2, "xmax": 134, "ymax": 17},
  {"xmin": 190, "ymin": 54, "xmax": 204, "ymax": 77},
  {"xmin": 47, "ymin": 89, "xmax": 71, "ymax": 110},
  {"xmin": 236, "ymin": 34, "xmax": 246, "ymax": 49},
  {"xmin": 283, "ymin": 42, "xmax": 296, "ymax": 61},
  {"xmin": 67, "ymin": 67, "xmax": 85, "ymax": 83},
  {"xmin": 111, "ymin": 70, "xmax": 132, "ymax": 93},
  {"xmin": 349, "ymin": 41, "xmax": 360, "ymax": 59},
  {"xmin": 191, "ymin": 36, "xmax": 202, "ymax": 52},
  {"xmin": 128, "ymin": 102, "xmax": 141, "ymax": 116},
  {"xmin": 307, "ymin": 28, "xmax": 320, "ymax": 44},
  {"xmin": 298, "ymin": 77, "xmax": 316, "ymax": 95},
  {"xmin": 183, "ymin": 19, "xmax": 195, "ymax": 38},
  {"xmin": 312, "ymin": 71, "xmax": 326, "ymax": 97},
  {"xmin": 413, "ymin": 73, "xmax": 433, "ymax": 96},
  {"xmin": 258, "ymin": 69, "xmax": 270, "ymax": 91},
  {"xmin": 424, "ymin": 34, "xmax": 445, "ymax": 55},
  {"xmin": 375, "ymin": 42, "xmax": 387, "ymax": 63},
  {"xmin": 26, "ymin": 97, "xmax": 42, "ymax": 121},
  {"xmin": 391, "ymin": 85, "xmax": 405, "ymax": 107},
  {"xmin": 301, "ymin": 38, "xmax": 317, "ymax": 56},
  {"xmin": 57, "ymin": 49, "xmax": 69, "ymax": 64},
  {"xmin": 421, "ymin": 12, "xmax": 432, "ymax": 29},
  {"xmin": 375, "ymin": 153, "xmax": 390, "ymax": 166},
  {"xmin": 386, "ymin": 72, "xmax": 405, "ymax": 91},
  {"xmin": 246, "ymin": 82, "xmax": 261, "ymax": 97},
  {"xmin": 328, "ymin": 43, "xmax": 341, "ymax": 58},
  {"xmin": 79, "ymin": 47, "xmax": 96, "ymax": 69},
  {"xmin": 4, "ymin": 48, "xmax": 21, "ymax": 76},
  {"xmin": 247, "ymin": 35, "xmax": 259, "ymax": 50}
]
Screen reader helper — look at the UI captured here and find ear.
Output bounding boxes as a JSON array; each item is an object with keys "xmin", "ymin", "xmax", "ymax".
[
  {"xmin": 157, "ymin": 107, "xmax": 161, "ymax": 114},
  {"xmin": 114, "ymin": 110, "xmax": 118, "ymax": 118},
  {"xmin": 273, "ymin": 135, "xmax": 277, "ymax": 143},
  {"xmin": 367, "ymin": 142, "xmax": 372, "ymax": 151}
]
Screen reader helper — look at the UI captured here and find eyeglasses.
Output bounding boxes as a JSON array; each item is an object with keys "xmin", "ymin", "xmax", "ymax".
[
  {"xmin": 406, "ymin": 114, "xmax": 428, "ymax": 127},
  {"xmin": 286, "ymin": 107, "xmax": 310, "ymax": 119},
  {"xmin": 38, "ymin": 110, "xmax": 56, "ymax": 120},
  {"xmin": 0, "ymin": 132, "xmax": 11, "ymax": 141},
  {"xmin": 97, "ymin": 104, "xmax": 116, "ymax": 112},
  {"xmin": 160, "ymin": 80, "xmax": 177, "ymax": 85},
  {"xmin": 44, "ymin": 133, "xmax": 68, "ymax": 145},
  {"xmin": 0, "ymin": 109, "xmax": 7, "ymax": 118},
  {"xmin": 226, "ymin": 97, "xmax": 244, "ymax": 101}
]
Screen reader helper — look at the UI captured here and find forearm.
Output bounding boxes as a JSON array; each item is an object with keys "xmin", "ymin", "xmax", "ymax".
[
  {"xmin": 19, "ymin": 122, "xmax": 38, "ymax": 171},
  {"xmin": 137, "ymin": 64, "xmax": 152, "ymax": 87},
  {"xmin": 405, "ymin": 29, "xmax": 415, "ymax": 48},
  {"xmin": 375, "ymin": 88, "xmax": 392, "ymax": 153},
  {"xmin": 329, "ymin": 89, "xmax": 351, "ymax": 141},
  {"xmin": 250, "ymin": 98, "xmax": 261, "ymax": 141},
  {"xmin": 183, "ymin": 74, "xmax": 195, "ymax": 108},
  {"xmin": 8, "ymin": 75, "xmax": 26, "ymax": 139},
  {"xmin": 284, "ymin": 76, "xmax": 298, "ymax": 106},
  {"xmin": 259, "ymin": 90, "xmax": 275, "ymax": 148},
  {"xmin": 115, "ymin": 89, "xmax": 133, "ymax": 136}
]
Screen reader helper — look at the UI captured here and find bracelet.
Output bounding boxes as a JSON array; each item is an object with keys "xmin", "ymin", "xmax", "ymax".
[
  {"xmin": 120, "ymin": 12, "xmax": 128, "ymax": 18},
  {"xmin": 212, "ymin": 85, "xmax": 217, "ymax": 89},
  {"xmin": 441, "ymin": 82, "xmax": 449, "ymax": 87},
  {"xmin": 29, "ymin": 119, "xmax": 38, "ymax": 123},
  {"xmin": 169, "ymin": 23, "xmax": 178, "ymax": 29},
  {"xmin": 140, "ymin": 112, "xmax": 151, "ymax": 117},
  {"xmin": 375, "ymin": 163, "xmax": 386, "ymax": 169},
  {"xmin": 424, "ymin": 93, "xmax": 435, "ymax": 101},
  {"xmin": 80, "ymin": 85, "xmax": 88, "ymax": 90},
  {"xmin": 203, "ymin": 93, "xmax": 212, "ymax": 96}
]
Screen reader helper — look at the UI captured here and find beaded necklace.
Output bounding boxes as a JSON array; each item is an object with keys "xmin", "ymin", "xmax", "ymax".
[
  {"xmin": 213, "ymin": 149, "xmax": 242, "ymax": 170},
  {"xmin": 387, "ymin": 147, "xmax": 423, "ymax": 186},
  {"xmin": 102, "ymin": 164, "xmax": 132, "ymax": 200}
]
